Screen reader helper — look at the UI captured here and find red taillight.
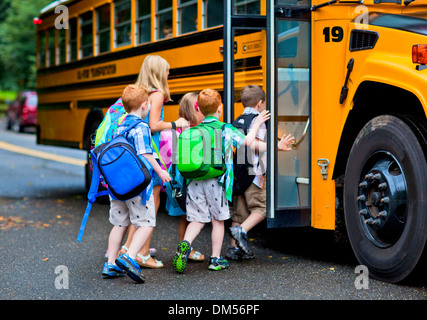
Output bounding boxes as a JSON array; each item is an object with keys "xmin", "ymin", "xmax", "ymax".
[
  {"xmin": 412, "ymin": 44, "xmax": 427, "ymax": 64},
  {"xmin": 33, "ymin": 17, "xmax": 42, "ymax": 25}
]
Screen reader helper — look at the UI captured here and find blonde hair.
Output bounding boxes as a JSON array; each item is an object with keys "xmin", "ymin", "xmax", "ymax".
[
  {"xmin": 178, "ymin": 92, "xmax": 199, "ymax": 125},
  {"xmin": 135, "ymin": 55, "xmax": 171, "ymax": 101},
  {"xmin": 121, "ymin": 85, "xmax": 148, "ymax": 113},
  {"xmin": 198, "ymin": 89, "xmax": 221, "ymax": 116}
]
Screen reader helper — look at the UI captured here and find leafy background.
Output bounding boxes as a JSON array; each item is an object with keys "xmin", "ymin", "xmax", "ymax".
[{"xmin": 0, "ymin": 0, "xmax": 51, "ymax": 110}]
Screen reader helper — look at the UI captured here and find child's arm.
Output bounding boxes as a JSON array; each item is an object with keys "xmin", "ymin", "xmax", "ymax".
[
  {"xmin": 149, "ymin": 92, "xmax": 189, "ymax": 132},
  {"xmin": 250, "ymin": 133, "xmax": 295, "ymax": 152},
  {"xmin": 243, "ymin": 110, "xmax": 270, "ymax": 147},
  {"xmin": 278, "ymin": 133, "xmax": 295, "ymax": 151},
  {"xmin": 141, "ymin": 153, "xmax": 171, "ymax": 183}
]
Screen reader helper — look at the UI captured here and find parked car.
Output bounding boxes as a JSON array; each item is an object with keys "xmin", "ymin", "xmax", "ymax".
[{"xmin": 6, "ymin": 91, "xmax": 37, "ymax": 132}]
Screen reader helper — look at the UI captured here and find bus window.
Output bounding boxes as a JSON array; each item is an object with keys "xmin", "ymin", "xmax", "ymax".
[
  {"xmin": 205, "ymin": 0, "xmax": 223, "ymax": 28},
  {"xmin": 115, "ymin": 0, "xmax": 132, "ymax": 47},
  {"xmin": 137, "ymin": 0, "xmax": 151, "ymax": 44},
  {"xmin": 157, "ymin": 0, "xmax": 173, "ymax": 39},
  {"xmin": 38, "ymin": 31, "xmax": 46, "ymax": 68},
  {"xmin": 233, "ymin": 0, "xmax": 261, "ymax": 15},
  {"xmin": 97, "ymin": 4, "xmax": 111, "ymax": 54},
  {"xmin": 58, "ymin": 28, "xmax": 66, "ymax": 64},
  {"xmin": 178, "ymin": 0, "xmax": 197, "ymax": 35},
  {"xmin": 47, "ymin": 28, "xmax": 56, "ymax": 67},
  {"xmin": 68, "ymin": 18, "xmax": 77, "ymax": 62},
  {"xmin": 276, "ymin": 20, "xmax": 310, "ymax": 208},
  {"xmin": 80, "ymin": 11, "xmax": 93, "ymax": 58}
]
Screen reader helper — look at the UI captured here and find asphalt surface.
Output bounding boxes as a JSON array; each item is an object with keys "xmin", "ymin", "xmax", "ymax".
[{"xmin": 0, "ymin": 119, "xmax": 426, "ymax": 310}]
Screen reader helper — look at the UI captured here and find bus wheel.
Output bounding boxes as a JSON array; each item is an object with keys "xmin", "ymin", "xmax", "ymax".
[{"xmin": 344, "ymin": 115, "xmax": 427, "ymax": 283}]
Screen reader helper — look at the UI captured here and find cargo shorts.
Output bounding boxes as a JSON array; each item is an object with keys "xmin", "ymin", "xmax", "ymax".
[
  {"xmin": 231, "ymin": 182, "xmax": 266, "ymax": 224},
  {"xmin": 109, "ymin": 194, "xmax": 155, "ymax": 228}
]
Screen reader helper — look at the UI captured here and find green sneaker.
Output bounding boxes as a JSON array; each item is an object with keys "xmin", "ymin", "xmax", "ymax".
[
  {"xmin": 173, "ymin": 240, "xmax": 191, "ymax": 273},
  {"xmin": 208, "ymin": 256, "xmax": 229, "ymax": 271}
]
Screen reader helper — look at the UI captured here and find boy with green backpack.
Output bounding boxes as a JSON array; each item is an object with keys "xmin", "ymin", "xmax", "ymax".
[{"xmin": 173, "ymin": 88, "xmax": 270, "ymax": 273}]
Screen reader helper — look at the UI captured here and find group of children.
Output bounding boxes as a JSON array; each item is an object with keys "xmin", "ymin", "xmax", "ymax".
[{"xmin": 100, "ymin": 57, "xmax": 294, "ymax": 284}]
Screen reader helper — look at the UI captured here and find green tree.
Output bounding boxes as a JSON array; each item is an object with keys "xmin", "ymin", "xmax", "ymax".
[{"xmin": 0, "ymin": 0, "xmax": 51, "ymax": 91}]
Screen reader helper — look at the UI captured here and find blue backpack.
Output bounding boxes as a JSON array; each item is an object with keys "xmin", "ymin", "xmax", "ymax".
[{"xmin": 77, "ymin": 119, "xmax": 152, "ymax": 242}]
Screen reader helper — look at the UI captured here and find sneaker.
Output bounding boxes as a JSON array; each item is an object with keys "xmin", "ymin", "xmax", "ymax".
[
  {"xmin": 173, "ymin": 240, "xmax": 191, "ymax": 273},
  {"xmin": 115, "ymin": 253, "xmax": 145, "ymax": 283},
  {"xmin": 225, "ymin": 246, "xmax": 255, "ymax": 260},
  {"xmin": 101, "ymin": 262, "xmax": 125, "ymax": 278},
  {"xmin": 208, "ymin": 256, "xmax": 229, "ymax": 271},
  {"xmin": 229, "ymin": 226, "xmax": 250, "ymax": 254}
]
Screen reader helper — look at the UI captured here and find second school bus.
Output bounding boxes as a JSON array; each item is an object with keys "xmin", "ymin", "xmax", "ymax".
[{"xmin": 35, "ymin": 0, "xmax": 427, "ymax": 283}]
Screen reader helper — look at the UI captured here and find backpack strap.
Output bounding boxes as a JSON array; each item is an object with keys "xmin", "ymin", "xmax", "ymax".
[
  {"xmin": 152, "ymin": 140, "xmax": 167, "ymax": 170},
  {"xmin": 233, "ymin": 113, "xmax": 258, "ymax": 133},
  {"xmin": 77, "ymin": 150, "xmax": 110, "ymax": 242},
  {"xmin": 120, "ymin": 118, "xmax": 144, "ymax": 136}
]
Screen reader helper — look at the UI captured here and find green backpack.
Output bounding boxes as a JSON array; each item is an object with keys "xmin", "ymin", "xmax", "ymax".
[{"xmin": 177, "ymin": 121, "xmax": 227, "ymax": 180}]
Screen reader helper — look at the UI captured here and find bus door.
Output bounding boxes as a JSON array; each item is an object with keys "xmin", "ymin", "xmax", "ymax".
[
  {"xmin": 223, "ymin": 1, "xmax": 267, "ymax": 124},
  {"xmin": 266, "ymin": 1, "xmax": 311, "ymax": 228}
]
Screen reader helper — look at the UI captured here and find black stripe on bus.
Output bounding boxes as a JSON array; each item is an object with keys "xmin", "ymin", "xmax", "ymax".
[
  {"xmin": 36, "ymin": 56, "xmax": 262, "ymax": 94},
  {"xmin": 38, "ymin": 91, "xmax": 226, "ymax": 112}
]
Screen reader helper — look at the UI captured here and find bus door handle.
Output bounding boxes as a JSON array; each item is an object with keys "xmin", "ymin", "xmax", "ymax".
[{"xmin": 288, "ymin": 118, "xmax": 310, "ymax": 149}]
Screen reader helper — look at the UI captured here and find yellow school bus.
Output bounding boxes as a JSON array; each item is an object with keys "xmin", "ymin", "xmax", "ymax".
[{"xmin": 36, "ymin": 0, "xmax": 427, "ymax": 283}]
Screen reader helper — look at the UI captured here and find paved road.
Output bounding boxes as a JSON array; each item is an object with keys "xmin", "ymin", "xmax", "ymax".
[{"xmin": 0, "ymin": 119, "xmax": 426, "ymax": 309}]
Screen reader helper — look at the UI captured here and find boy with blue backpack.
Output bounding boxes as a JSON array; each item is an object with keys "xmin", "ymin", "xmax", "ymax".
[
  {"xmin": 173, "ymin": 88, "xmax": 270, "ymax": 273},
  {"xmin": 102, "ymin": 85, "xmax": 171, "ymax": 283}
]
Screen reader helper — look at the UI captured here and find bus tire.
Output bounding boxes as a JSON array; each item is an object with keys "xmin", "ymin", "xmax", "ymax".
[{"xmin": 344, "ymin": 115, "xmax": 427, "ymax": 283}]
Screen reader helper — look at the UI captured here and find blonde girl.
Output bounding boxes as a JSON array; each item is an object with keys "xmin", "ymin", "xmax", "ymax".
[{"xmin": 121, "ymin": 55, "xmax": 188, "ymax": 269}]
